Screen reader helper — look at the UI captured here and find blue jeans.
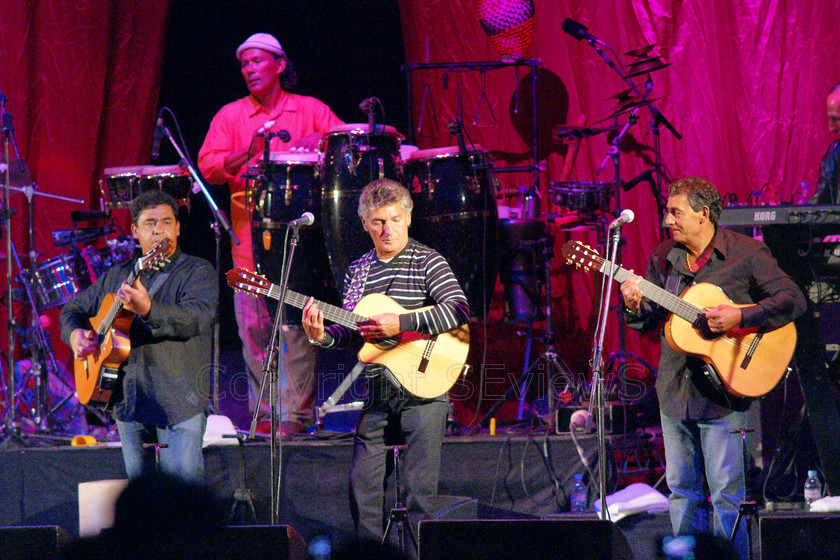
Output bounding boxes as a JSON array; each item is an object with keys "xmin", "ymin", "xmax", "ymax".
[
  {"xmin": 660, "ymin": 410, "xmax": 747, "ymax": 559},
  {"xmin": 116, "ymin": 412, "xmax": 207, "ymax": 484}
]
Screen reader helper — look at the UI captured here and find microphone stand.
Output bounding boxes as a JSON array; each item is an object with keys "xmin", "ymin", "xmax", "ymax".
[
  {"xmin": 586, "ymin": 224, "xmax": 625, "ymax": 520},
  {"xmin": 1, "ymin": 91, "xmax": 16, "ymax": 435},
  {"xmin": 253, "ymin": 222, "xmax": 303, "ymax": 524},
  {"xmin": 157, "ymin": 124, "xmax": 239, "ymax": 411}
]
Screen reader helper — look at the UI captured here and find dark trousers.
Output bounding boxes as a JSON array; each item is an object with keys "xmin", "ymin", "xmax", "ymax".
[
  {"xmin": 349, "ymin": 382, "xmax": 448, "ymax": 540},
  {"xmin": 796, "ymin": 310, "xmax": 840, "ymax": 494}
]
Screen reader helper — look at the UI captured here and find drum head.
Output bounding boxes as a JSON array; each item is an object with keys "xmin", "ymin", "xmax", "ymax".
[
  {"xmin": 259, "ymin": 152, "xmax": 321, "ymax": 165},
  {"xmin": 407, "ymin": 145, "xmax": 485, "ymax": 160}
]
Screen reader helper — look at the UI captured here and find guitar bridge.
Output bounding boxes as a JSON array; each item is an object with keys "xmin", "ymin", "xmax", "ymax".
[{"xmin": 100, "ymin": 366, "xmax": 120, "ymax": 392}]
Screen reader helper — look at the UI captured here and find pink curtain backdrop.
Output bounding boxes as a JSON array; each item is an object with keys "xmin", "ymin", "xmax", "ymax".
[
  {"xmin": 1, "ymin": 1, "xmax": 839, "ymax": 422},
  {"xmin": 399, "ymin": 0, "xmax": 840, "ymax": 419},
  {"xmin": 0, "ymin": 1, "xmax": 169, "ymax": 366}
]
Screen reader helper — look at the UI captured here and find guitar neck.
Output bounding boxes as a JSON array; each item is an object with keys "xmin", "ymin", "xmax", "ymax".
[
  {"xmin": 95, "ymin": 261, "xmax": 142, "ymax": 337},
  {"xmin": 606, "ymin": 261, "xmax": 702, "ymax": 322},
  {"xmin": 263, "ymin": 283, "xmax": 365, "ymax": 332}
]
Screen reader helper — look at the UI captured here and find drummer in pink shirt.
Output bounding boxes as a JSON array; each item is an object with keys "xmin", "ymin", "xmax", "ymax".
[{"xmin": 198, "ymin": 33, "xmax": 343, "ymax": 435}]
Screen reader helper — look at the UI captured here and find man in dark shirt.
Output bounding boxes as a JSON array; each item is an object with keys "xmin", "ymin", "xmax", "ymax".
[
  {"xmin": 301, "ymin": 179, "xmax": 470, "ymax": 541},
  {"xmin": 762, "ymin": 80, "xmax": 840, "ymax": 496},
  {"xmin": 808, "ymin": 81, "xmax": 840, "ymax": 205},
  {"xmin": 60, "ymin": 191, "xmax": 218, "ymax": 483},
  {"xmin": 621, "ymin": 177, "xmax": 805, "ymax": 559}
]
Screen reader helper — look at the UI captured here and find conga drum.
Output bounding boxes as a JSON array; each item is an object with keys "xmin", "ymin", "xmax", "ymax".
[
  {"xmin": 251, "ymin": 152, "xmax": 339, "ymax": 319},
  {"xmin": 139, "ymin": 165, "xmax": 193, "ymax": 208},
  {"xmin": 320, "ymin": 124, "xmax": 404, "ymax": 290},
  {"xmin": 100, "ymin": 166, "xmax": 144, "ymax": 209},
  {"xmin": 404, "ymin": 146, "xmax": 499, "ymax": 317}
]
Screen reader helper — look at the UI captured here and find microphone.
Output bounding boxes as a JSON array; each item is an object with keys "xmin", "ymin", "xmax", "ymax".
[
  {"xmin": 561, "ymin": 18, "xmax": 605, "ymax": 45},
  {"xmin": 360, "ymin": 97, "xmax": 377, "ymax": 134},
  {"xmin": 608, "ymin": 209, "xmax": 635, "ymax": 230},
  {"xmin": 151, "ymin": 110, "xmax": 164, "ymax": 163},
  {"xmin": 570, "ymin": 409, "xmax": 590, "ymax": 432},
  {"xmin": 569, "ymin": 409, "xmax": 592, "ymax": 468},
  {"xmin": 447, "ymin": 119, "xmax": 467, "ymax": 154},
  {"xmin": 287, "ymin": 212, "xmax": 315, "ymax": 228},
  {"xmin": 622, "ymin": 164, "xmax": 660, "ymax": 192},
  {"xmin": 274, "ymin": 129, "xmax": 291, "ymax": 143}
]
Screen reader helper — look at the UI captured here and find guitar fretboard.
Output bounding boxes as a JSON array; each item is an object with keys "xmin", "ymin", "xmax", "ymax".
[
  {"xmin": 262, "ymin": 283, "xmax": 367, "ymax": 332},
  {"xmin": 96, "ymin": 265, "xmax": 140, "ymax": 337},
  {"xmin": 599, "ymin": 257, "xmax": 703, "ymax": 323}
]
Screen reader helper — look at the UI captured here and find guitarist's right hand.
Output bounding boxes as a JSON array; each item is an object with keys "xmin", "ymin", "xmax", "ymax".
[
  {"xmin": 70, "ymin": 328, "xmax": 99, "ymax": 360},
  {"xmin": 302, "ymin": 297, "xmax": 325, "ymax": 344}
]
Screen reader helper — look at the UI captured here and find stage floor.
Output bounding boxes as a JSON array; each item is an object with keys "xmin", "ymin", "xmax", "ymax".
[
  {"xmin": 1, "ymin": 429, "xmax": 795, "ymax": 558},
  {"xmin": 0, "ymin": 431, "xmax": 607, "ymax": 538}
]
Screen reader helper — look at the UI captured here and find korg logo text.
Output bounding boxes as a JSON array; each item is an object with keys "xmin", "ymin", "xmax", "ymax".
[{"xmin": 753, "ymin": 210, "xmax": 776, "ymax": 222}]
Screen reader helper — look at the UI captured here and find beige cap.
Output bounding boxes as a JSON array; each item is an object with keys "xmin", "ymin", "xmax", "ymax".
[{"xmin": 236, "ymin": 33, "xmax": 284, "ymax": 59}]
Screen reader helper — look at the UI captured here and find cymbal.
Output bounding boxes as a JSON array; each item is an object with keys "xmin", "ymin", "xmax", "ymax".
[
  {"xmin": 597, "ymin": 97, "xmax": 661, "ymax": 122},
  {"xmin": 0, "ymin": 162, "xmax": 33, "ymax": 187},
  {"xmin": 551, "ymin": 125, "xmax": 613, "ymax": 141},
  {"xmin": 606, "ymin": 88, "xmax": 637, "ymax": 102},
  {"xmin": 626, "ymin": 56, "xmax": 671, "ymax": 79},
  {"xmin": 625, "ymin": 44, "xmax": 657, "ymax": 58}
]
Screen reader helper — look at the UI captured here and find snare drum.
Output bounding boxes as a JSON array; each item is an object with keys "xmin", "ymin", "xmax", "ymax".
[
  {"xmin": 320, "ymin": 124, "xmax": 404, "ymax": 289},
  {"xmin": 24, "ymin": 253, "xmax": 90, "ymax": 310},
  {"xmin": 549, "ymin": 181, "xmax": 612, "ymax": 215},
  {"xmin": 404, "ymin": 146, "xmax": 499, "ymax": 316},
  {"xmin": 252, "ymin": 152, "xmax": 339, "ymax": 319}
]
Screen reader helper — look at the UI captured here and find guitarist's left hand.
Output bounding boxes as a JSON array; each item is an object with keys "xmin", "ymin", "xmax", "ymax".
[
  {"xmin": 704, "ymin": 305, "xmax": 742, "ymax": 333},
  {"xmin": 117, "ymin": 279, "xmax": 152, "ymax": 318},
  {"xmin": 360, "ymin": 313, "xmax": 401, "ymax": 340}
]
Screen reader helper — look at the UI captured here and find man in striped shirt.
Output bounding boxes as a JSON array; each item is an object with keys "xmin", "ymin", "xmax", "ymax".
[{"xmin": 302, "ymin": 178, "xmax": 469, "ymax": 541}]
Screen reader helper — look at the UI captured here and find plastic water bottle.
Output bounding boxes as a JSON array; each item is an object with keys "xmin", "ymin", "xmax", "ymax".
[
  {"xmin": 571, "ymin": 473, "xmax": 587, "ymax": 513},
  {"xmin": 804, "ymin": 470, "xmax": 822, "ymax": 506}
]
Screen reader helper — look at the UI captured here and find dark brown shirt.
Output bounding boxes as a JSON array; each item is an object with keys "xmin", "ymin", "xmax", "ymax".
[{"xmin": 625, "ymin": 227, "xmax": 806, "ymax": 419}]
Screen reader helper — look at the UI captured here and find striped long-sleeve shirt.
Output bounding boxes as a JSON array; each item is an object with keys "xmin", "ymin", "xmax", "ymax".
[{"xmin": 321, "ymin": 239, "xmax": 469, "ymax": 353}]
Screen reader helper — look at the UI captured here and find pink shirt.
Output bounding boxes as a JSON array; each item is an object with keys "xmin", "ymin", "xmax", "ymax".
[{"xmin": 198, "ymin": 91, "xmax": 343, "ymax": 269}]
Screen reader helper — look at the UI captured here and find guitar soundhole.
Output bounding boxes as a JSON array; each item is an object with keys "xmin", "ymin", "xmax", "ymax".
[{"xmin": 694, "ymin": 316, "xmax": 723, "ymax": 340}]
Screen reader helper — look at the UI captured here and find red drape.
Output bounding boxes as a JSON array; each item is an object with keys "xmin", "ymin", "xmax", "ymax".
[
  {"xmin": 399, "ymin": 0, "xmax": 840, "ymax": 421},
  {"xmin": 0, "ymin": 1, "xmax": 169, "ymax": 366}
]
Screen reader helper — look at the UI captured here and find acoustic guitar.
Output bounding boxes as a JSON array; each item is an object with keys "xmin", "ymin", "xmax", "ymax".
[
  {"xmin": 226, "ymin": 267, "xmax": 470, "ymax": 399},
  {"xmin": 73, "ymin": 238, "xmax": 171, "ymax": 409},
  {"xmin": 561, "ymin": 240, "xmax": 797, "ymax": 398}
]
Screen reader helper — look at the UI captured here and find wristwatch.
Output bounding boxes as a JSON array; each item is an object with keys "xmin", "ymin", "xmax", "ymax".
[{"xmin": 307, "ymin": 336, "xmax": 325, "ymax": 346}]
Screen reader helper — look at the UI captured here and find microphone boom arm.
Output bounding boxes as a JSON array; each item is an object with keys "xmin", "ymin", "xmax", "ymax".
[{"xmin": 158, "ymin": 125, "xmax": 239, "ymax": 245}]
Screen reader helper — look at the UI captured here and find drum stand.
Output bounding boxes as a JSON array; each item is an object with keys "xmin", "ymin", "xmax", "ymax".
[
  {"xmin": 9, "ymin": 184, "xmax": 88, "ymax": 436},
  {"xmin": 474, "ymin": 235, "xmax": 581, "ymax": 431},
  {"xmin": 1, "ymin": 99, "xmax": 87, "ymax": 437}
]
